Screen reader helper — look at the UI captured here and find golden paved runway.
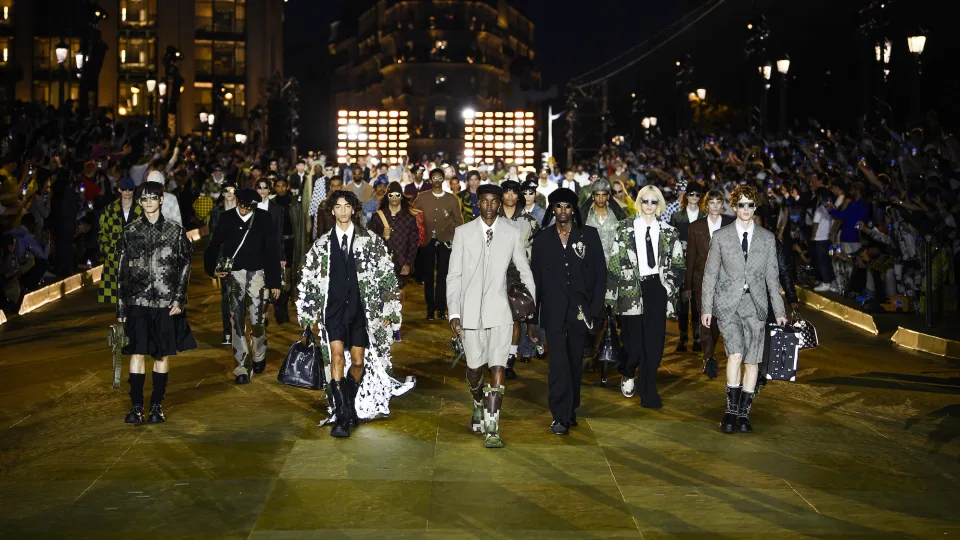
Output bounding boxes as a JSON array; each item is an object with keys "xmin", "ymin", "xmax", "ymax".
[{"xmin": 1, "ymin": 251, "xmax": 958, "ymax": 538}]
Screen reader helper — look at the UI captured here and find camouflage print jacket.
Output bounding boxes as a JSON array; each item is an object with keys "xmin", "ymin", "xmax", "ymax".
[
  {"xmin": 605, "ymin": 218, "xmax": 685, "ymax": 317},
  {"xmin": 116, "ymin": 214, "xmax": 192, "ymax": 317}
]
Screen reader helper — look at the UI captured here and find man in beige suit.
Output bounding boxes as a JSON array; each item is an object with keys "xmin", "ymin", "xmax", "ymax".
[{"xmin": 447, "ymin": 184, "xmax": 535, "ymax": 448}]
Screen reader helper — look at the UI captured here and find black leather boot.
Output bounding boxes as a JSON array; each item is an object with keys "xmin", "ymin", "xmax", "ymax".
[
  {"xmin": 329, "ymin": 380, "xmax": 351, "ymax": 438},
  {"xmin": 675, "ymin": 334, "xmax": 688, "ymax": 352},
  {"xmin": 504, "ymin": 355, "xmax": 517, "ymax": 380},
  {"xmin": 345, "ymin": 367, "xmax": 365, "ymax": 428},
  {"xmin": 124, "ymin": 405, "xmax": 145, "ymax": 424},
  {"xmin": 738, "ymin": 390, "xmax": 755, "ymax": 433},
  {"xmin": 720, "ymin": 385, "xmax": 741, "ymax": 434}
]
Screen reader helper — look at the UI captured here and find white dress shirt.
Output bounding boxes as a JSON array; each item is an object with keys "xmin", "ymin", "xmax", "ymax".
[
  {"xmin": 686, "ymin": 208, "xmax": 699, "ymax": 224},
  {"xmin": 257, "ymin": 201, "xmax": 269, "ymax": 211},
  {"xmin": 634, "ymin": 216, "xmax": 660, "ymax": 277},
  {"xmin": 560, "ymin": 179, "xmax": 579, "ymax": 191},
  {"xmin": 707, "ymin": 215, "xmax": 723, "ymax": 237},
  {"xmin": 334, "ymin": 222, "xmax": 355, "ymax": 250}
]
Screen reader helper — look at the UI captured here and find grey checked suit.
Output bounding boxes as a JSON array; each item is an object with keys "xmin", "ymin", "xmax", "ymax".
[{"xmin": 700, "ymin": 223, "xmax": 785, "ymax": 364}]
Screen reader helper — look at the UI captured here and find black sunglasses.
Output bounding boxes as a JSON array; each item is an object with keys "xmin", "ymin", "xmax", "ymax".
[{"xmin": 737, "ymin": 202, "xmax": 757, "ymax": 208}]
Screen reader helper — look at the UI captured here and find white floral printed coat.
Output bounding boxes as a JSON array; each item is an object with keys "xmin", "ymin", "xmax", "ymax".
[{"xmin": 296, "ymin": 226, "xmax": 414, "ymax": 423}]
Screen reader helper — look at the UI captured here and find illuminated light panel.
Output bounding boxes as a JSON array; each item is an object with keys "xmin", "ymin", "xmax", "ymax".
[
  {"xmin": 335, "ymin": 110, "xmax": 410, "ymax": 164},
  {"xmin": 463, "ymin": 111, "xmax": 536, "ymax": 172}
]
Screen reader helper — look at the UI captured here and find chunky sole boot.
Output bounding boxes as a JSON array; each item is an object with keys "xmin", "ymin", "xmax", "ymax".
[
  {"xmin": 124, "ymin": 406, "xmax": 145, "ymax": 424},
  {"xmin": 148, "ymin": 404, "xmax": 165, "ymax": 424},
  {"xmin": 467, "ymin": 373, "xmax": 485, "ymax": 434},
  {"xmin": 345, "ymin": 368, "xmax": 365, "ymax": 428},
  {"xmin": 738, "ymin": 391, "xmax": 755, "ymax": 433},
  {"xmin": 483, "ymin": 384, "xmax": 505, "ymax": 448},
  {"xmin": 720, "ymin": 385, "xmax": 742, "ymax": 434},
  {"xmin": 329, "ymin": 380, "xmax": 351, "ymax": 438}
]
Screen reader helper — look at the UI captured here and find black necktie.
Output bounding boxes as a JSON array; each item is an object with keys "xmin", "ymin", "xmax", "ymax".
[
  {"xmin": 341, "ymin": 233, "xmax": 348, "ymax": 255},
  {"xmin": 645, "ymin": 226, "xmax": 656, "ymax": 268},
  {"xmin": 742, "ymin": 232, "xmax": 749, "ymax": 260}
]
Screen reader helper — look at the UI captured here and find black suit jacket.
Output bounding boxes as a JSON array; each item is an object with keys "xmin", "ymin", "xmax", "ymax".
[
  {"xmin": 204, "ymin": 208, "xmax": 282, "ymax": 288},
  {"xmin": 265, "ymin": 202, "xmax": 286, "ymax": 262},
  {"xmin": 530, "ymin": 224, "xmax": 607, "ymax": 332}
]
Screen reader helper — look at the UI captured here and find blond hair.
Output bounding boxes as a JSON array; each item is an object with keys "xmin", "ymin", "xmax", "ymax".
[{"xmin": 636, "ymin": 185, "xmax": 667, "ymax": 216}]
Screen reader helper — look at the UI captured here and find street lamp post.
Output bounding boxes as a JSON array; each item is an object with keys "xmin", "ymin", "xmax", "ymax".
[
  {"xmin": 776, "ymin": 58, "xmax": 790, "ymax": 134},
  {"xmin": 547, "ymin": 105, "xmax": 565, "ymax": 162},
  {"xmin": 759, "ymin": 64, "xmax": 771, "ymax": 133},
  {"xmin": 907, "ymin": 34, "xmax": 926, "ymax": 127},
  {"xmin": 146, "ymin": 77, "xmax": 157, "ymax": 125},
  {"xmin": 696, "ymin": 88, "xmax": 706, "ymax": 134},
  {"xmin": 55, "ymin": 39, "xmax": 68, "ymax": 107}
]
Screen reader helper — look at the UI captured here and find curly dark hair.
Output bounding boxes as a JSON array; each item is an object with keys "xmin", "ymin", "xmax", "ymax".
[
  {"xmin": 378, "ymin": 182, "xmax": 410, "ymax": 215},
  {"xmin": 730, "ymin": 184, "xmax": 760, "ymax": 205},
  {"xmin": 327, "ymin": 190, "xmax": 363, "ymax": 227}
]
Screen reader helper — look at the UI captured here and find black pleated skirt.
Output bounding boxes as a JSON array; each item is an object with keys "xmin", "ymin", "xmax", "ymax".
[{"xmin": 122, "ymin": 305, "xmax": 197, "ymax": 359}]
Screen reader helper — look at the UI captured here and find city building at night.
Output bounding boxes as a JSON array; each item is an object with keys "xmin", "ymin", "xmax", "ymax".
[
  {"xmin": 2, "ymin": 0, "xmax": 283, "ymax": 135},
  {"xmin": 329, "ymin": 0, "xmax": 539, "ymax": 160}
]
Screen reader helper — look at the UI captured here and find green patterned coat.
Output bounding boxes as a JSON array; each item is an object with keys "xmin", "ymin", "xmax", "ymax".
[
  {"xmin": 97, "ymin": 200, "xmax": 141, "ymax": 304},
  {"xmin": 605, "ymin": 218, "xmax": 685, "ymax": 317},
  {"xmin": 296, "ymin": 226, "xmax": 411, "ymax": 421}
]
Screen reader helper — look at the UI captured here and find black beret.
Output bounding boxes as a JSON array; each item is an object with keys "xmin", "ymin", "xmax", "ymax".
[
  {"xmin": 548, "ymin": 187, "xmax": 579, "ymax": 207},
  {"xmin": 501, "ymin": 180, "xmax": 521, "ymax": 194},
  {"xmin": 521, "ymin": 179, "xmax": 538, "ymax": 192},
  {"xmin": 686, "ymin": 182, "xmax": 705, "ymax": 194},
  {"xmin": 477, "ymin": 184, "xmax": 503, "ymax": 198},
  {"xmin": 237, "ymin": 188, "xmax": 259, "ymax": 206}
]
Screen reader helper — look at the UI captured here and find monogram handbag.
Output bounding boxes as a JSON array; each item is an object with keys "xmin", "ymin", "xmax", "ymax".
[
  {"xmin": 791, "ymin": 311, "xmax": 819, "ymax": 350},
  {"xmin": 506, "ymin": 261, "xmax": 536, "ymax": 322},
  {"xmin": 277, "ymin": 328, "xmax": 325, "ymax": 390}
]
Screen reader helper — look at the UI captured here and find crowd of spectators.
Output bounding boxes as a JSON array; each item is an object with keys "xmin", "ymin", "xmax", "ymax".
[
  {"xmin": 3, "ymin": 99, "xmax": 957, "ymax": 319},
  {"xmin": 0, "ymin": 102, "xmax": 297, "ymax": 313}
]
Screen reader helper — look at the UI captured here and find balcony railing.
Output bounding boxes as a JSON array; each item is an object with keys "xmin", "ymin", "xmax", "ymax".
[
  {"xmin": 195, "ymin": 16, "xmax": 246, "ymax": 35},
  {"xmin": 196, "ymin": 59, "xmax": 246, "ymax": 77}
]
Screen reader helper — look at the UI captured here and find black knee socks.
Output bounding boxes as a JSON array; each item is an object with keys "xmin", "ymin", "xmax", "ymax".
[
  {"xmin": 128, "ymin": 373, "xmax": 146, "ymax": 407},
  {"xmin": 151, "ymin": 372, "xmax": 168, "ymax": 405}
]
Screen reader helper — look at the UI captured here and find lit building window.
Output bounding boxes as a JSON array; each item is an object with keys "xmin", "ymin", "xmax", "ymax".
[
  {"xmin": 119, "ymin": 37, "xmax": 156, "ymax": 70},
  {"xmin": 195, "ymin": 39, "xmax": 246, "ymax": 77},
  {"xmin": 31, "ymin": 80, "xmax": 80, "ymax": 106},
  {"xmin": 119, "ymin": 81, "xmax": 150, "ymax": 116},
  {"xmin": 119, "ymin": 0, "xmax": 157, "ymax": 28},
  {"xmin": 33, "ymin": 37, "xmax": 82, "ymax": 71},
  {"xmin": 336, "ymin": 110, "xmax": 409, "ymax": 165},
  {"xmin": 196, "ymin": 0, "xmax": 247, "ymax": 34},
  {"xmin": 0, "ymin": 36, "xmax": 10, "ymax": 66},
  {"xmin": 0, "ymin": 0, "xmax": 13, "ymax": 26}
]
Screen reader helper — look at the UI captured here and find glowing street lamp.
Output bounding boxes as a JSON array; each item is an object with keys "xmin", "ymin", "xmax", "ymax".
[
  {"xmin": 907, "ymin": 35, "xmax": 926, "ymax": 55},
  {"xmin": 55, "ymin": 40, "xmax": 69, "ymax": 66}
]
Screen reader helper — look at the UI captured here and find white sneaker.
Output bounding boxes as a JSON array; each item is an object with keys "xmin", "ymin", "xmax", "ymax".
[
  {"xmin": 813, "ymin": 282, "xmax": 831, "ymax": 292},
  {"xmin": 621, "ymin": 376, "xmax": 636, "ymax": 398}
]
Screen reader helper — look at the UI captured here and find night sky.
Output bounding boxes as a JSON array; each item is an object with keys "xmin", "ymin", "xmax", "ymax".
[{"xmin": 284, "ymin": 0, "xmax": 958, "ymax": 152}]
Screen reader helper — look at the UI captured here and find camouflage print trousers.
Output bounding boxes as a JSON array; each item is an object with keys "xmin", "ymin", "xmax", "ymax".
[{"xmin": 226, "ymin": 269, "xmax": 268, "ymax": 377}]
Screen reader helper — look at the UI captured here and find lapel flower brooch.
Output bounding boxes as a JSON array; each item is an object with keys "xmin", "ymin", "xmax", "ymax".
[{"xmin": 573, "ymin": 241, "xmax": 586, "ymax": 259}]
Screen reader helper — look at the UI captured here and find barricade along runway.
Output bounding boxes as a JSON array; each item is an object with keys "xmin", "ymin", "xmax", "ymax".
[{"xmin": 1, "ymin": 250, "xmax": 958, "ymax": 538}]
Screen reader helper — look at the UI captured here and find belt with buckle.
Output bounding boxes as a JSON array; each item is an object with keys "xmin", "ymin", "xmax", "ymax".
[{"xmin": 639, "ymin": 274, "xmax": 659, "ymax": 282}]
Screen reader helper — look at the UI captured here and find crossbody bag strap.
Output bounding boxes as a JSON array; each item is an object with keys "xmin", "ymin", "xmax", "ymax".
[
  {"xmin": 231, "ymin": 212, "xmax": 255, "ymax": 260},
  {"xmin": 376, "ymin": 210, "xmax": 392, "ymax": 237}
]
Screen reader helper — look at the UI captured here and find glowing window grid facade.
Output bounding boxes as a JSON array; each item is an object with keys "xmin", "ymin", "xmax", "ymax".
[
  {"xmin": 337, "ymin": 110, "xmax": 409, "ymax": 165},
  {"xmin": 463, "ymin": 111, "xmax": 535, "ymax": 170}
]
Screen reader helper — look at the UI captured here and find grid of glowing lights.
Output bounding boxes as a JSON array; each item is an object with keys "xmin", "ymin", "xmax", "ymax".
[
  {"xmin": 337, "ymin": 110, "xmax": 409, "ymax": 165},
  {"xmin": 463, "ymin": 111, "xmax": 535, "ymax": 168}
]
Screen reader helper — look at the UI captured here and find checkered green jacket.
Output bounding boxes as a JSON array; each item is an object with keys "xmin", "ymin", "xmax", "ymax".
[{"xmin": 98, "ymin": 200, "xmax": 141, "ymax": 304}]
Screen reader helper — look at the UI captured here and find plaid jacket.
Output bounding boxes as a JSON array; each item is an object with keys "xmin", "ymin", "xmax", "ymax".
[
  {"xmin": 605, "ymin": 218, "xmax": 685, "ymax": 317},
  {"xmin": 116, "ymin": 215, "xmax": 192, "ymax": 317}
]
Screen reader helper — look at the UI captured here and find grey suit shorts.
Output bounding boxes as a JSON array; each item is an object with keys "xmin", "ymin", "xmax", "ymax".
[{"xmin": 716, "ymin": 294, "xmax": 765, "ymax": 365}]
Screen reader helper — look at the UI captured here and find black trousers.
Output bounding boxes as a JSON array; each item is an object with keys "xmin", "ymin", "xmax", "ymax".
[
  {"xmin": 421, "ymin": 239, "xmax": 451, "ymax": 314},
  {"xmin": 620, "ymin": 279, "xmax": 667, "ymax": 400},
  {"xmin": 546, "ymin": 325, "xmax": 587, "ymax": 423},
  {"xmin": 676, "ymin": 295, "xmax": 702, "ymax": 340}
]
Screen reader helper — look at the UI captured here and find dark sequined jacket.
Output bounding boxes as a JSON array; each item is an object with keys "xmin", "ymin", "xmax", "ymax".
[{"xmin": 117, "ymin": 214, "xmax": 192, "ymax": 316}]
